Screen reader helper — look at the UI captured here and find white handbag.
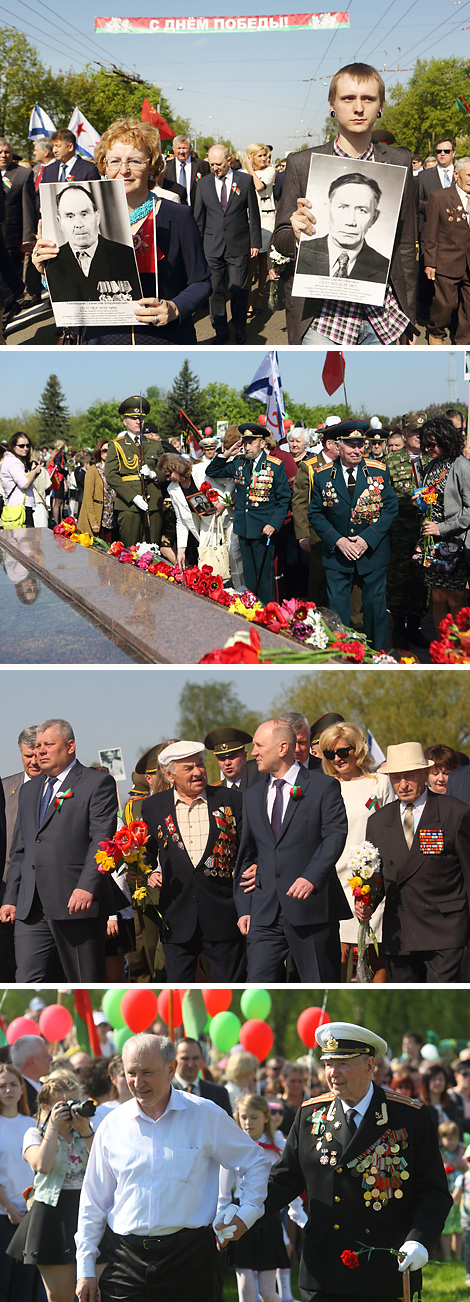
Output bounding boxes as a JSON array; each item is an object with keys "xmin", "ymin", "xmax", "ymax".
[{"xmin": 198, "ymin": 513, "xmax": 230, "ymax": 581}]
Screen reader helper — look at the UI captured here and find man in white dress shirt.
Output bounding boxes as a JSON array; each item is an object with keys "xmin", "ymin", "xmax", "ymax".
[{"xmin": 76, "ymin": 1033, "xmax": 270, "ymax": 1302}]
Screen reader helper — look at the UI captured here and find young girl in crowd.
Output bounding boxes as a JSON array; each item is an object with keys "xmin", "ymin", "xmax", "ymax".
[
  {"xmin": 0, "ymin": 1064, "xmax": 36, "ymax": 1302},
  {"xmin": 217, "ymin": 1093, "xmax": 306, "ymax": 1302},
  {"xmin": 438, "ymin": 1120, "xmax": 467, "ymax": 1259}
]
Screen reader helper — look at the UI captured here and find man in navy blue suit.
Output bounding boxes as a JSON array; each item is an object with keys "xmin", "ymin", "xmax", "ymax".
[
  {"xmin": 41, "ymin": 128, "xmax": 100, "ymax": 184},
  {"xmin": 194, "ymin": 143, "xmax": 261, "ymax": 343},
  {"xmin": 234, "ymin": 718, "xmax": 349, "ymax": 982}
]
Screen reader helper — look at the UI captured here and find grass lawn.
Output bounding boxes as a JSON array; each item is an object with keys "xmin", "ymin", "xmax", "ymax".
[{"xmin": 220, "ymin": 1258, "xmax": 468, "ymax": 1300}]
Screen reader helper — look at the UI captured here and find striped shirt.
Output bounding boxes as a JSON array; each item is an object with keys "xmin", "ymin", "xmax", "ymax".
[{"xmin": 174, "ymin": 790, "xmax": 210, "ymax": 866}]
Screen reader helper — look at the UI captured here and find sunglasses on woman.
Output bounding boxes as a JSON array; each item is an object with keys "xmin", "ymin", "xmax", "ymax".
[{"xmin": 323, "ymin": 745, "xmax": 354, "ymax": 761}]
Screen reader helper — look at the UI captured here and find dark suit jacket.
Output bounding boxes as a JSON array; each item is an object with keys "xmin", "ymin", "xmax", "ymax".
[
  {"xmin": 160, "ymin": 177, "xmax": 187, "ymax": 203},
  {"xmin": 174, "ymin": 1078, "xmax": 232, "ymax": 1115},
  {"xmin": 194, "ymin": 171, "xmax": 262, "ymax": 260},
  {"xmin": 0, "ymin": 779, "xmax": 5, "ymax": 885},
  {"xmin": 366, "ymin": 790, "xmax": 470, "ymax": 954},
  {"xmin": 234, "ymin": 766, "xmax": 349, "ymax": 927},
  {"xmin": 2, "ymin": 770, "xmax": 24, "ymax": 879},
  {"xmin": 45, "ymin": 233, "xmax": 141, "ymax": 302},
  {"xmin": 1, "ymin": 162, "xmax": 37, "ymax": 248},
  {"xmin": 296, "ymin": 231, "xmax": 389, "ymax": 283},
  {"xmin": 24, "ymin": 1078, "xmax": 39, "ymax": 1115},
  {"xmin": 265, "ymin": 1082, "xmax": 451, "ymax": 1296},
  {"xmin": 417, "ymin": 165, "xmax": 447, "ymax": 235},
  {"xmin": 4, "ymin": 760, "xmax": 119, "ymax": 922},
  {"xmin": 142, "ymin": 784, "xmax": 243, "ymax": 944},
  {"xmin": 219, "ymin": 757, "xmax": 262, "ymax": 791},
  {"xmin": 165, "ymin": 156, "xmax": 210, "ymax": 207},
  {"xmin": 446, "ymin": 766, "xmax": 470, "ymax": 803},
  {"xmin": 422, "ymin": 184, "xmax": 470, "ymax": 279},
  {"xmin": 272, "ymin": 140, "xmax": 416, "ymax": 343},
  {"xmin": 41, "ymin": 157, "xmax": 100, "ymax": 184}
]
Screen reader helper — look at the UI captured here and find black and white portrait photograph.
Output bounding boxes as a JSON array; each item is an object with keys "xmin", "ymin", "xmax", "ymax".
[
  {"xmin": 185, "ymin": 490, "xmax": 217, "ymax": 516},
  {"xmin": 293, "ymin": 153, "xmax": 407, "ymax": 307},
  {"xmin": 98, "ymin": 747, "xmax": 126, "ymax": 781},
  {"xmin": 39, "ymin": 178, "xmax": 142, "ymax": 326}
]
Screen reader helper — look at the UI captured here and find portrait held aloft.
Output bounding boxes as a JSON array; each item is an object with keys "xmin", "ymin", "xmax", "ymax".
[{"xmin": 39, "ymin": 180, "xmax": 142, "ymax": 324}]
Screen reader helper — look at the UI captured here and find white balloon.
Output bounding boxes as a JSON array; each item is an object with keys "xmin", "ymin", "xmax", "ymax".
[{"xmin": 420, "ymin": 1043, "xmax": 439, "ymax": 1061}]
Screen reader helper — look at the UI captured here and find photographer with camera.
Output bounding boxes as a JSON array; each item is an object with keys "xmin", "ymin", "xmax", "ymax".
[{"xmin": 7, "ymin": 1072, "xmax": 97, "ymax": 1302}]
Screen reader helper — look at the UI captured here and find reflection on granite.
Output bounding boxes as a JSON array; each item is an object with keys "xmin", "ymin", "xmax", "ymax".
[
  {"xmin": 1, "ymin": 528, "xmax": 284, "ymax": 664},
  {"xmin": 0, "ymin": 544, "xmax": 143, "ymax": 664}
]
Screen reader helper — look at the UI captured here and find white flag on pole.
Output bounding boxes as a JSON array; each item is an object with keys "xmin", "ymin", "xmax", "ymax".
[
  {"xmin": 28, "ymin": 104, "xmax": 56, "ymax": 139},
  {"xmin": 244, "ymin": 350, "xmax": 285, "ymax": 442},
  {"xmin": 68, "ymin": 108, "xmax": 100, "ymax": 159},
  {"xmin": 368, "ymin": 730, "xmax": 386, "ymax": 768}
]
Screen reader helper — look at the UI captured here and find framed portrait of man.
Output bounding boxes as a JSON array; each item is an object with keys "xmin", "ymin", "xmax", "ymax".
[
  {"xmin": 292, "ymin": 154, "xmax": 407, "ymax": 307},
  {"xmin": 40, "ymin": 178, "xmax": 144, "ymax": 326},
  {"xmin": 98, "ymin": 747, "xmax": 126, "ymax": 781}
]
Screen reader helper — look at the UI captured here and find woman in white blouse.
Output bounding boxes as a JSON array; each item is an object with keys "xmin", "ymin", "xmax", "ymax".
[
  {"xmin": 0, "ymin": 434, "xmax": 43, "ymax": 527},
  {"xmin": 157, "ymin": 451, "xmax": 227, "ymax": 571},
  {"xmin": 243, "ymin": 144, "xmax": 276, "ymax": 316}
]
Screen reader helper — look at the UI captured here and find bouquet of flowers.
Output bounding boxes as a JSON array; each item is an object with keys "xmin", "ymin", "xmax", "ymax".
[
  {"xmin": 411, "ymin": 484, "xmax": 438, "ymax": 567},
  {"xmin": 95, "ymin": 819, "xmax": 156, "ymax": 911},
  {"xmin": 346, "ymin": 841, "xmax": 383, "ymax": 982}
]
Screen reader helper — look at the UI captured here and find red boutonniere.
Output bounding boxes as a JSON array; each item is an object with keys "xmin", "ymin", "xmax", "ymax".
[
  {"xmin": 290, "ymin": 785, "xmax": 302, "ymax": 800},
  {"xmin": 54, "ymin": 789, "xmax": 73, "ymax": 810},
  {"xmin": 341, "ymin": 1250, "xmax": 359, "ymax": 1270},
  {"xmin": 231, "ymin": 183, "xmax": 241, "ymax": 195}
]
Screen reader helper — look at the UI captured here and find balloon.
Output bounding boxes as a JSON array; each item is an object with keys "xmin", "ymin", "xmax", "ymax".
[
  {"xmin": 209, "ymin": 1011, "xmax": 241, "ymax": 1053},
  {"xmin": 284, "ymin": 419, "xmax": 294, "ymax": 432},
  {"xmin": 102, "ymin": 988, "xmax": 129, "ymax": 1030},
  {"xmin": 239, "ymin": 1019, "xmax": 274, "ymax": 1062},
  {"xmin": 203, "ymin": 990, "xmax": 232, "ymax": 1017},
  {"xmin": 6, "ymin": 1017, "xmax": 41, "ymax": 1045},
  {"xmin": 114, "ymin": 1026, "xmax": 134, "ymax": 1052},
  {"xmin": 258, "ymin": 414, "xmax": 267, "ymax": 425},
  {"xmin": 420, "ymin": 1043, "xmax": 440, "ymax": 1062},
  {"xmin": 157, "ymin": 990, "xmax": 183, "ymax": 1029},
  {"xmin": 182, "ymin": 991, "xmax": 207, "ymax": 1038},
  {"xmin": 204, "ymin": 426, "xmax": 213, "ymax": 435},
  {"xmin": 38, "ymin": 1005, "xmax": 73, "ymax": 1042},
  {"xmin": 240, "ymin": 989, "xmax": 272, "ymax": 1022},
  {"xmin": 297, "ymin": 1007, "xmax": 331, "ymax": 1049},
  {"xmin": 121, "ymin": 989, "xmax": 158, "ymax": 1033}
]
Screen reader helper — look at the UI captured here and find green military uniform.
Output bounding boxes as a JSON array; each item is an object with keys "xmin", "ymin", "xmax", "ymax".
[
  {"xmin": 385, "ymin": 413, "xmax": 430, "ymax": 647},
  {"xmin": 104, "ymin": 396, "xmax": 166, "ymax": 549},
  {"xmin": 292, "ymin": 450, "xmax": 329, "ymax": 604},
  {"xmin": 207, "ymin": 427, "xmax": 291, "ymax": 605},
  {"xmin": 308, "ymin": 422, "xmax": 398, "ymax": 652}
]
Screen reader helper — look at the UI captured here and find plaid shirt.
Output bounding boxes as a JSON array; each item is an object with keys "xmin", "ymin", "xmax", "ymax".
[
  {"xmin": 174, "ymin": 791, "xmax": 209, "ymax": 867},
  {"xmin": 311, "ymin": 138, "xmax": 409, "ymax": 345}
]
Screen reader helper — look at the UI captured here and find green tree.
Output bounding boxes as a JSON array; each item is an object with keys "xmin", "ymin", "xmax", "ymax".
[
  {"xmin": 0, "ymin": 28, "xmax": 50, "ymax": 149},
  {"xmin": 158, "ymin": 359, "xmax": 211, "ymax": 439},
  {"xmin": 202, "ymin": 382, "xmax": 262, "ymax": 426},
  {"xmin": 382, "ymin": 57, "xmax": 470, "ymax": 154},
  {"xmin": 272, "ymin": 673, "xmax": 470, "ymax": 753},
  {"xmin": 177, "ymin": 680, "xmax": 260, "ymax": 781},
  {"xmin": 36, "ymin": 374, "xmax": 70, "ymax": 445}
]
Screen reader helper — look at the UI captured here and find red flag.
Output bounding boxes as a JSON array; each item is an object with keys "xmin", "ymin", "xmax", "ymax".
[
  {"xmin": 142, "ymin": 97, "xmax": 175, "ymax": 141},
  {"xmin": 73, "ymin": 990, "xmax": 102, "ymax": 1057},
  {"xmin": 179, "ymin": 407, "xmax": 202, "ymax": 452},
  {"xmin": 322, "ymin": 351, "xmax": 346, "ymax": 396}
]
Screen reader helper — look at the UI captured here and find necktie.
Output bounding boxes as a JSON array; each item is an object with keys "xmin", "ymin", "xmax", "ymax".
[
  {"xmin": 179, "ymin": 163, "xmax": 186, "ymax": 188},
  {"xmin": 270, "ymin": 778, "xmax": 285, "ymax": 841},
  {"xmin": 220, "ymin": 178, "xmax": 228, "ymax": 212},
  {"xmin": 39, "ymin": 778, "xmax": 54, "ymax": 825},
  {"xmin": 334, "ymin": 252, "xmax": 349, "ymax": 277},
  {"xmin": 403, "ymin": 805, "xmax": 415, "ymax": 850},
  {"xmin": 186, "ymin": 1083, "xmax": 193, "ymax": 1094},
  {"xmin": 59, "ymin": 163, "xmax": 67, "ymax": 183},
  {"xmin": 345, "ymin": 1107, "xmax": 358, "ymax": 1139},
  {"xmin": 347, "ymin": 469, "xmax": 355, "ymax": 500}
]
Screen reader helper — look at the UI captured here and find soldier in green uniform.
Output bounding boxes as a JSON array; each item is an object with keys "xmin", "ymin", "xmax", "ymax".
[
  {"xmin": 265, "ymin": 1020, "xmax": 451, "ymax": 1302},
  {"xmin": 204, "ymin": 727, "xmax": 261, "ymax": 791},
  {"xmin": 292, "ymin": 426, "xmax": 341, "ymax": 604},
  {"xmin": 104, "ymin": 396, "xmax": 166, "ymax": 549},
  {"xmin": 385, "ymin": 411, "xmax": 430, "ymax": 651},
  {"xmin": 308, "ymin": 420, "xmax": 398, "ymax": 652},
  {"xmin": 206, "ymin": 423, "xmax": 291, "ymax": 605}
]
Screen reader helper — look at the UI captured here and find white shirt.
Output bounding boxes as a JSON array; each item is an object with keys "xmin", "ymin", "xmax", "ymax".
[
  {"xmin": 266, "ymin": 761, "xmax": 300, "ymax": 823},
  {"xmin": 456, "ymin": 184, "xmax": 469, "ymax": 215},
  {"xmin": 58, "ymin": 153, "xmax": 79, "ymax": 180},
  {"xmin": 437, "ymin": 163, "xmax": 454, "ymax": 188},
  {"xmin": 214, "ymin": 169, "xmax": 233, "ymax": 203},
  {"xmin": 72, "ymin": 239, "xmax": 98, "ymax": 274},
  {"xmin": 75, "ymin": 1088, "xmax": 269, "ymax": 1277},
  {"xmin": 400, "ymin": 788, "xmax": 427, "ymax": 833},
  {"xmin": 40, "ymin": 758, "xmax": 77, "ymax": 806},
  {"xmin": 176, "ymin": 157, "xmax": 192, "ymax": 205},
  {"xmin": 341, "ymin": 1080, "xmax": 374, "ymax": 1127},
  {"xmin": 341, "ymin": 463, "xmax": 358, "ymax": 487},
  {"xmin": 0, "ymin": 1114, "xmax": 34, "ymax": 1213}
]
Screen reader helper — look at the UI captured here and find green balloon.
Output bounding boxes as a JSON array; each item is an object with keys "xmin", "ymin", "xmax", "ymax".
[
  {"xmin": 102, "ymin": 988, "xmax": 129, "ymax": 1030},
  {"xmin": 210, "ymin": 1011, "xmax": 241, "ymax": 1054},
  {"xmin": 114, "ymin": 1025, "xmax": 134, "ymax": 1052},
  {"xmin": 240, "ymin": 989, "xmax": 272, "ymax": 1021}
]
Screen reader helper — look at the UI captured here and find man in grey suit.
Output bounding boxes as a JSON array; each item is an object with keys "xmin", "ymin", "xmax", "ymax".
[
  {"xmin": 194, "ymin": 144, "xmax": 261, "ymax": 343},
  {"xmin": 0, "ymin": 717, "xmax": 119, "ymax": 982},
  {"xmin": 0, "ymin": 725, "xmax": 41, "ymax": 980}
]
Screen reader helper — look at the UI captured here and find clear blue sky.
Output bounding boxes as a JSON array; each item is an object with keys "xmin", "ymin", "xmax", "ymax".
[
  {"xmin": 3, "ymin": 349, "xmax": 467, "ymax": 419},
  {"xmin": 10, "ymin": 0, "xmax": 470, "ymax": 156}
]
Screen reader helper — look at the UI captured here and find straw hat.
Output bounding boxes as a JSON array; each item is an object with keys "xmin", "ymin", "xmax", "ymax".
[{"xmin": 381, "ymin": 742, "xmax": 434, "ymax": 774}]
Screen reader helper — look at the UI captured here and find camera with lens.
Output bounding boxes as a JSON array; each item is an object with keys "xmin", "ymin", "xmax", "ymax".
[{"xmin": 65, "ymin": 1098, "xmax": 97, "ymax": 1119}]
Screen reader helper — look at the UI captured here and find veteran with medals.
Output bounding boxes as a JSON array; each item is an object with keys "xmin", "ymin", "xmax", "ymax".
[
  {"xmin": 206, "ymin": 423, "xmax": 291, "ymax": 605},
  {"xmin": 104, "ymin": 395, "xmax": 165, "ymax": 548},
  {"xmin": 308, "ymin": 419, "xmax": 398, "ymax": 652},
  {"xmin": 264, "ymin": 1021, "xmax": 451, "ymax": 1302}
]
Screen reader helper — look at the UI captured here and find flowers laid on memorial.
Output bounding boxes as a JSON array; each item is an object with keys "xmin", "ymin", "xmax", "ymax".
[{"xmin": 429, "ymin": 607, "xmax": 470, "ymax": 664}]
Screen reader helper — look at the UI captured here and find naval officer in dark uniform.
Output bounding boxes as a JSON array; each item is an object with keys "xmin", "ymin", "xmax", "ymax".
[
  {"xmin": 308, "ymin": 420, "xmax": 398, "ymax": 652},
  {"xmin": 204, "ymin": 727, "xmax": 262, "ymax": 791},
  {"xmin": 104, "ymin": 395, "xmax": 166, "ymax": 548},
  {"xmin": 265, "ymin": 1020, "xmax": 451, "ymax": 1302},
  {"xmin": 206, "ymin": 423, "xmax": 291, "ymax": 605}
]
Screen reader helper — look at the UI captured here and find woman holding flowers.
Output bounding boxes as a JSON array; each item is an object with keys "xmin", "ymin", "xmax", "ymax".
[
  {"xmin": 319, "ymin": 722, "xmax": 394, "ymax": 983},
  {"xmin": 416, "ymin": 416, "xmax": 469, "ymax": 632}
]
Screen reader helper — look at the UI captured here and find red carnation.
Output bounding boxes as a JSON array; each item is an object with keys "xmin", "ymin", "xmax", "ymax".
[{"xmin": 341, "ymin": 1250, "xmax": 359, "ymax": 1270}]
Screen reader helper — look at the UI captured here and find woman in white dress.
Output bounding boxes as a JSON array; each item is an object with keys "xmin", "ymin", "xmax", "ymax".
[
  {"xmin": 243, "ymin": 144, "xmax": 276, "ymax": 316},
  {"xmin": 157, "ymin": 451, "xmax": 228, "ymax": 572},
  {"xmin": 318, "ymin": 722, "xmax": 395, "ymax": 983}
]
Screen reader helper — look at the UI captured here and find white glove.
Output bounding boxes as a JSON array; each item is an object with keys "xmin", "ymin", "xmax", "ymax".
[
  {"xmin": 140, "ymin": 464, "xmax": 157, "ymax": 480},
  {"xmin": 398, "ymin": 1241, "xmax": 428, "ymax": 1272},
  {"xmin": 212, "ymin": 1204, "xmax": 239, "ymax": 1244},
  {"xmin": 132, "ymin": 494, "xmax": 148, "ymax": 512}
]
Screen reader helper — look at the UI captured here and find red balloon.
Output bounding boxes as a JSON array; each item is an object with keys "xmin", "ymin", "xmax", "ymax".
[
  {"xmin": 203, "ymin": 990, "xmax": 232, "ymax": 1017},
  {"xmin": 258, "ymin": 414, "xmax": 267, "ymax": 426},
  {"xmin": 157, "ymin": 990, "xmax": 183, "ymax": 1029},
  {"xmin": 6, "ymin": 1017, "xmax": 41, "ymax": 1045},
  {"xmin": 204, "ymin": 426, "xmax": 213, "ymax": 436},
  {"xmin": 297, "ymin": 1007, "xmax": 331, "ymax": 1049},
  {"xmin": 121, "ymin": 989, "xmax": 158, "ymax": 1033},
  {"xmin": 239, "ymin": 1019, "xmax": 274, "ymax": 1062},
  {"xmin": 39, "ymin": 1005, "xmax": 73, "ymax": 1042},
  {"xmin": 284, "ymin": 419, "xmax": 294, "ymax": 431}
]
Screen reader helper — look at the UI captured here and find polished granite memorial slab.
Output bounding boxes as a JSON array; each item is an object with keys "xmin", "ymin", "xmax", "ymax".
[{"xmin": 1, "ymin": 528, "xmax": 283, "ymax": 663}]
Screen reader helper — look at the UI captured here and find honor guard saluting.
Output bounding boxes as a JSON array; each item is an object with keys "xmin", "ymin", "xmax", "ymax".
[
  {"xmin": 308, "ymin": 419, "xmax": 398, "ymax": 652},
  {"xmin": 104, "ymin": 396, "xmax": 165, "ymax": 548},
  {"xmin": 385, "ymin": 412, "xmax": 430, "ymax": 652},
  {"xmin": 265, "ymin": 1020, "xmax": 451, "ymax": 1302},
  {"xmin": 204, "ymin": 727, "xmax": 261, "ymax": 791},
  {"xmin": 206, "ymin": 423, "xmax": 291, "ymax": 605}
]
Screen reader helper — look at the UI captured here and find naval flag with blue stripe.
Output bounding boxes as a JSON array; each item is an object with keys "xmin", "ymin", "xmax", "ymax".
[
  {"xmin": 244, "ymin": 350, "xmax": 285, "ymax": 443},
  {"xmin": 28, "ymin": 104, "xmax": 56, "ymax": 139}
]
